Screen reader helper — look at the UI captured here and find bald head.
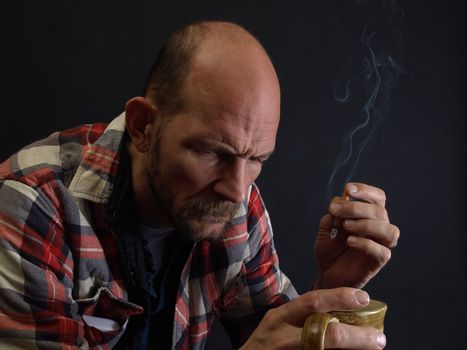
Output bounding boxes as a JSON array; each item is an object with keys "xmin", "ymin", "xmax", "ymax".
[
  {"xmin": 144, "ymin": 21, "xmax": 280, "ymax": 120},
  {"xmin": 130, "ymin": 22, "xmax": 280, "ymax": 234}
]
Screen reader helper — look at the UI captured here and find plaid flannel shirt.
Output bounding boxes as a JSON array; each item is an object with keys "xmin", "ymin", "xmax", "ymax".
[{"xmin": 0, "ymin": 113, "xmax": 297, "ymax": 349}]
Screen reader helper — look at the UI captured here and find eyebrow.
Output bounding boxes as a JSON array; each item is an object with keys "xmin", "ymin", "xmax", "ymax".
[{"xmin": 184, "ymin": 137, "xmax": 275, "ymax": 161}]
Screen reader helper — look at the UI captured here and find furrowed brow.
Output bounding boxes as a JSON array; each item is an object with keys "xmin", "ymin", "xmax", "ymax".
[{"xmin": 185, "ymin": 136, "xmax": 274, "ymax": 161}]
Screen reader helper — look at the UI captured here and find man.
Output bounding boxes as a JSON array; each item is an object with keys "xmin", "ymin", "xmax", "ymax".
[{"xmin": 0, "ymin": 21, "xmax": 399, "ymax": 349}]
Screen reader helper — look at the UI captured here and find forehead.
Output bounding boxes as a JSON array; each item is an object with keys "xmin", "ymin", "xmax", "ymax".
[
  {"xmin": 190, "ymin": 38, "xmax": 278, "ymax": 113},
  {"xmin": 175, "ymin": 45, "xmax": 280, "ymax": 149},
  {"xmin": 166, "ymin": 105, "xmax": 278, "ymax": 156}
]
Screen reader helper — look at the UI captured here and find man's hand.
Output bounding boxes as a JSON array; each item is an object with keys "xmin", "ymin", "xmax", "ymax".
[
  {"xmin": 314, "ymin": 182, "xmax": 400, "ymax": 289},
  {"xmin": 240, "ymin": 288, "xmax": 386, "ymax": 349}
]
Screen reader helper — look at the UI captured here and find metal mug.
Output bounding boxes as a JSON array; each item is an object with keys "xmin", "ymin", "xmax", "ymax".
[{"xmin": 301, "ymin": 299, "xmax": 387, "ymax": 350}]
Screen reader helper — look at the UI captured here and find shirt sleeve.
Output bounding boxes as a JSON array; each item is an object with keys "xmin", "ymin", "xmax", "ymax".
[
  {"xmin": 220, "ymin": 183, "xmax": 299, "ymax": 348},
  {"xmin": 0, "ymin": 178, "xmax": 87, "ymax": 349}
]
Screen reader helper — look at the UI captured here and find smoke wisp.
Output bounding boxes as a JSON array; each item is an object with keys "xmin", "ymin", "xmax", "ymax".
[{"xmin": 326, "ymin": 0, "xmax": 408, "ymax": 202}]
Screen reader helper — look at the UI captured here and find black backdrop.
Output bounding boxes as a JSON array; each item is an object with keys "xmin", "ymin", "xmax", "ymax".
[{"xmin": 2, "ymin": 1, "xmax": 466, "ymax": 349}]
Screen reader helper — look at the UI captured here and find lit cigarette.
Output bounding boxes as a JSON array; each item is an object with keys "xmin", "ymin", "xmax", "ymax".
[{"xmin": 329, "ymin": 190, "xmax": 350, "ymax": 239}]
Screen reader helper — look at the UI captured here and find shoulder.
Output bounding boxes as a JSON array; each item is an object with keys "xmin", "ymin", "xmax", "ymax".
[{"xmin": 0, "ymin": 122, "xmax": 109, "ymax": 188}]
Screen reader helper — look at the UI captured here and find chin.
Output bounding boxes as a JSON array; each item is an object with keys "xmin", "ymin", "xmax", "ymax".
[{"xmin": 184, "ymin": 219, "xmax": 228, "ymax": 241}]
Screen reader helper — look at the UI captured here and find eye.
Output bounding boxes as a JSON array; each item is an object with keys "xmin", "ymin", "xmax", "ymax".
[
  {"xmin": 198, "ymin": 150, "xmax": 218, "ymax": 159},
  {"xmin": 248, "ymin": 156, "xmax": 265, "ymax": 165},
  {"xmin": 196, "ymin": 148, "xmax": 227, "ymax": 161},
  {"xmin": 192, "ymin": 146, "xmax": 216, "ymax": 155},
  {"xmin": 201, "ymin": 150, "xmax": 216, "ymax": 155}
]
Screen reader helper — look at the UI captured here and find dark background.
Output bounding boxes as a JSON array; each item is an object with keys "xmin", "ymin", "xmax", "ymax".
[{"xmin": 2, "ymin": 1, "xmax": 466, "ymax": 349}]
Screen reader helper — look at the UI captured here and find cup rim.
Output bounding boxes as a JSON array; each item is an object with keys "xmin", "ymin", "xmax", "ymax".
[{"xmin": 331, "ymin": 299, "xmax": 387, "ymax": 315}]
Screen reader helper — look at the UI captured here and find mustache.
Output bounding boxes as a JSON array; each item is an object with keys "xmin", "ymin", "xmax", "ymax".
[{"xmin": 182, "ymin": 198, "xmax": 240, "ymax": 221}]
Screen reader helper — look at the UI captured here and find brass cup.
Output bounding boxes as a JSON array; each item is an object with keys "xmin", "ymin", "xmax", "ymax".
[{"xmin": 301, "ymin": 299, "xmax": 387, "ymax": 350}]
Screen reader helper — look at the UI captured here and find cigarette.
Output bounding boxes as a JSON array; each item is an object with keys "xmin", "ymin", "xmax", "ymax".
[{"xmin": 329, "ymin": 189, "xmax": 350, "ymax": 239}]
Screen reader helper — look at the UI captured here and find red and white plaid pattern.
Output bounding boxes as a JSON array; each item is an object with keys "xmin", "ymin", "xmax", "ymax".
[{"xmin": 0, "ymin": 113, "xmax": 297, "ymax": 349}]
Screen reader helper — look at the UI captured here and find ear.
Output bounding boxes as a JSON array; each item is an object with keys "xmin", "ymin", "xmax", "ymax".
[{"xmin": 125, "ymin": 97, "xmax": 158, "ymax": 153}]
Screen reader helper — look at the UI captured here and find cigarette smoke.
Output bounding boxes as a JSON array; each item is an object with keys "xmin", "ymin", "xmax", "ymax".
[{"xmin": 326, "ymin": 0, "xmax": 408, "ymax": 203}]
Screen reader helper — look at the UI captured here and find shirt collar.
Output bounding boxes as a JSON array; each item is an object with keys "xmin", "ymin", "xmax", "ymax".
[{"xmin": 68, "ymin": 112, "xmax": 127, "ymax": 203}]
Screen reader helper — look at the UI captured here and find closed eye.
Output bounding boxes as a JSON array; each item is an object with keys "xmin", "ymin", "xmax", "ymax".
[{"xmin": 248, "ymin": 156, "xmax": 265, "ymax": 164}]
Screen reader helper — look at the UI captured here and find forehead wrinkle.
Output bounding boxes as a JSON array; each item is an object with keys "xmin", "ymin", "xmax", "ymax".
[
  {"xmin": 217, "ymin": 130, "xmax": 275, "ymax": 158},
  {"xmin": 217, "ymin": 107, "xmax": 278, "ymax": 126},
  {"xmin": 211, "ymin": 108, "xmax": 278, "ymax": 145},
  {"xmin": 188, "ymin": 123, "xmax": 274, "ymax": 157},
  {"xmin": 186, "ymin": 69, "xmax": 279, "ymax": 127},
  {"xmin": 215, "ymin": 115, "xmax": 277, "ymax": 141},
  {"xmin": 181, "ymin": 86, "xmax": 278, "ymax": 131}
]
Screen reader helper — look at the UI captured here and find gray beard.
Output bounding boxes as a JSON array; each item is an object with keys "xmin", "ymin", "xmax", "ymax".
[
  {"xmin": 147, "ymin": 126, "xmax": 239, "ymax": 241},
  {"xmin": 147, "ymin": 164, "xmax": 240, "ymax": 241}
]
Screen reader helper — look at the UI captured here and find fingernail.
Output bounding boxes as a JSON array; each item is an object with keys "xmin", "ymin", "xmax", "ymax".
[
  {"xmin": 355, "ymin": 290, "xmax": 370, "ymax": 305},
  {"xmin": 348, "ymin": 184, "xmax": 358, "ymax": 193},
  {"xmin": 347, "ymin": 236, "xmax": 358, "ymax": 245},
  {"xmin": 330, "ymin": 202, "xmax": 342, "ymax": 214},
  {"xmin": 377, "ymin": 333, "xmax": 386, "ymax": 347},
  {"xmin": 344, "ymin": 219, "xmax": 356, "ymax": 228}
]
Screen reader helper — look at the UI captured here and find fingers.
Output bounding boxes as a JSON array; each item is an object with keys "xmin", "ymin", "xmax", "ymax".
[
  {"xmin": 329, "ymin": 186, "xmax": 397, "ymax": 247},
  {"xmin": 325, "ymin": 322, "xmax": 387, "ymax": 349},
  {"xmin": 319, "ymin": 213, "xmax": 333, "ymax": 230},
  {"xmin": 246, "ymin": 288, "xmax": 385, "ymax": 350},
  {"xmin": 275, "ymin": 288, "xmax": 370, "ymax": 326},
  {"xmin": 346, "ymin": 235, "xmax": 392, "ymax": 265},
  {"xmin": 343, "ymin": 219, "xmax": 400, "ymax": 249},
  {"xmin": 329, "ymin": 197, "xmax": 389, "ymax": 223},
  {"xmin": 344, "ymin": 182, "xmax": 387, "ymax": 207}
]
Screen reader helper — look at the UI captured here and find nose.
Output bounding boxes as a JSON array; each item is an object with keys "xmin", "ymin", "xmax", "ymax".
[{"xmin": 213, "ymin": 158, "xmax": 248, "ymax": 204}]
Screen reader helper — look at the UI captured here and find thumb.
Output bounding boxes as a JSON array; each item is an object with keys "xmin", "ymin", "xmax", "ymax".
[{"xmin": 275, "ymin": 287, "xmax": 370, "ymax": 327}]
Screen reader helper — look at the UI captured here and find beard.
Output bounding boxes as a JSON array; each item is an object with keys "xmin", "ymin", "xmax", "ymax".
[
  {"xmin": 148, "ymin": 132, "xmax": 240, "ymax": 241},
  {"xmin": 176, "ymin": 197, "xmax": 240, "ymax": 241},
  {"xmin": 149, "ymin": 176, "xmax": 240, "ymax": 241}
]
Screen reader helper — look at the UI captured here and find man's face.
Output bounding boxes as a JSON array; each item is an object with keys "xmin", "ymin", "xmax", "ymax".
[{"xmin": 146, "ymin": 48, "xmax": 280, "ymax": 241}]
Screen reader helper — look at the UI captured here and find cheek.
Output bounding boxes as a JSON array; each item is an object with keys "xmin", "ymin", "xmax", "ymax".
[
  {"xmin": 163, "ymin": 153, "xmax": 217, "ymax": 197},
  {"xmin": 246, "ymin": 163, "xmax": 262, "ymax": 184}
]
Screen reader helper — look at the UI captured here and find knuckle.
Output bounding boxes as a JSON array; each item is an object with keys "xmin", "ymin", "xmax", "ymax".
[
  {"xmin": 375, "ymin": 206, "xmax": 388, "ymax": 221},
  {"xmin": 379, "ymin": 189, "xmax": 387, "ymax": 202},
  {"xmin": 337, "ymin": 287, "xmax": 359, "ymax": 307},
  {"xmin": 392, "ymin": 225, "xmax": 400, "ymax": 240},
  {"xmin": 360, "ymin": 239, "xmax": 373, "ymax": 254},
  {"xmin": 364, "ymin": 332, "xmax": 375, "ymax": 346},
  {"xmin": 320, "ymin": 214, "xmax": 332, "ymax": 226},
  {"xmin": 381, "ymin": 247, "xmax": 392, "ymax": 263},
  {"xmin": 359, "ymin": 219, "xmax": 370, "ymax": 232},
  {"xmin": 305, "ymin": 290, "xmax": 325, "ymax": 311},
  {"xmin": 326, "ymin": 323, "xmax": 346, "ymax": 346},
  {"xmin": 364, "ymin": 328, "xmax": 380, "ymax": 347},
  {"xmin": 262, "ymin": 308, "xmax": 278, "ymax": 325}
]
